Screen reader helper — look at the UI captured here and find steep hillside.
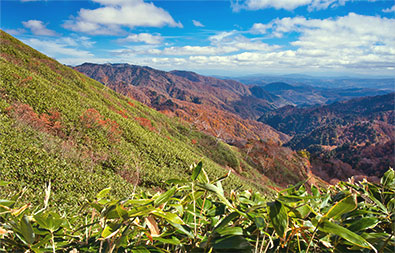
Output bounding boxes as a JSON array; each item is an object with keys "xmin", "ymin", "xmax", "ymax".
[
  {"xmin": 74, "ymin": 63, "xmax": 285, "ymax": 144},
  {"xmin": 259, "ymin": 94, "xmax": 395, "ymax": 180},
  {"xmin": 0, "ymin": 31, "xmax": 318, "ymax": 211},
  {"xmin": 0, "ymin": 30, "xmax": 272, "ymax": 209}
]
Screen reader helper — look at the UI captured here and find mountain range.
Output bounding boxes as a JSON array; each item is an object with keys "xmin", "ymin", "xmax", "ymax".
[
  {"xmin": 74, "ymin": 62, "xmax": 394, "ymax": 183},
  {"xmin": 1, "ymin": 30, "xmax": 323, "ymax": 210},
  {"xmin": 259, "ymin": 93, "xmax": 395, "ymax": 181}
]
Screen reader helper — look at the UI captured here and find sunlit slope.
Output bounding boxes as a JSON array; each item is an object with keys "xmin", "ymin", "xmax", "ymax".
[{"xmin": 0, "ymin": 30, "xmax": 274, "ymax": 210}]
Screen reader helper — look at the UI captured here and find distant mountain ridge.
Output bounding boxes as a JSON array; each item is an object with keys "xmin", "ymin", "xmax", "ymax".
[
  {"xmin": 74, "ymin": 62, "xmax": 287, "ymax": 144},
  {"xmin": 259, "ymin": 93, "xmax": 395, "ymax": 181}
]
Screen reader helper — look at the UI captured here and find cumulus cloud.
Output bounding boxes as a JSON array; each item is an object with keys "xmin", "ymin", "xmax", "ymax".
[
  {"xmin": 112, "ymin": 31, "xmax": 277, "ymax": 57},
  {"xmin": 192, "ymin": 20, "xmax": 204, "ymax": 27},
  {"xmin": 112, "ymin": 13, "xmax": 395, "ymax": 75},
  {"xmin": 117, "ymin": 33, "xmax": 163, "ymax": 44},
  {"xmin": 4, "ymin": 28, "xmax": 26, "ymax": 35},
  {"xmin": 232, "ymin": 0, "xmax": 351, "ymax": 11},
  {"xmin": 63, "ymin": 0, "xmax": 182, "ymax": 35},
  {"xmin": 21, "ymin": 36, "xmax": 99, "ymax": 66},
  {"xmin": 383, "ymin": 5, "xmax": 395, "ymax": 13},
  {"xmin": 22, "ymin": 20, "xmax": 57, "ymax": 36}
]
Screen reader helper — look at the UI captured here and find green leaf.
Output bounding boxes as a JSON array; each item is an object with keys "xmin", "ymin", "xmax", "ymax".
[
  {"xmin": 101, "ymin": 222, "xmax": 121, "ymax": 239},
  {"xmin": 348, "ymin": 217, "xmax": 379, "ymax": 232},
  {"xmin": 213, "ymin": 212, "xmax": 240, "ymax": 232},
  {"xmin": 154, "ymin": 187, "xmax": 176, "ymax": 207},
  {"xmin": 155, "ymin": 236, "xmax": 181, "ymax": 245},
  {"xmin": 211, "ymin": 235, "xmax": 251, "ymax": 250},
  {"xmin": 314, "ymin": 219, "xmax": 375, "ymax": 251},
  {"xmin": 216, "ymin": 227, "xmax": 243, "ymax": 236},
  {"xmin": 381, "ymin": 168, "xmax": 394, "ymax": 187},
  {"xmin": 0, "ymin": 181, "xmax": 10, "ymax": 187},
  {"xmin": 197, "ymin": 183, "xmax": 233, "ymax": 208},
  {"xmin": 0, "ymin": 199, "xmax": 15, "ymax": 208},
  {"xmin": 96, "ymin": 187, "xmax": 111, "ymax": 199},
  {"xmin": 19, "ymin": 215, "xmax": 35, "ymax": 245},
  {"xmin": 268, "ymin": 200, "xmax": 288, "ymax": 239},
  {"xmin": 168, "ymin": 222, "xmax": 194, "ymax": 238},
  {"xmin": 34, "ymin": 212, "xmax": 64, "ymax": 232},
  {"xmin": 151, "ymin": 209, "xmax": 184, "ymax": 224},
  {"xmin": 191, "ymin": 162, "xmax": 203, "ymax": 181},
  {"xmin": 325, "ymin": 195, "xmax": 357, "ymax": 219},
  {"xmin": 165, "ymin": 179, "xmax": 188, "ymax": 185}
]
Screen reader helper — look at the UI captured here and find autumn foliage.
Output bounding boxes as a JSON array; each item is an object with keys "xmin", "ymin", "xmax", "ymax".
[
  {"xmin": 8, "ymin": 103, "xmax": 63, "ymax": 137},
  {"xmin": 135, "ymin": 117, "xmax": 155, "ymax": 131},
  {"xmin": 80, "ymin": 108, "xmax": 122, "ymax": 141}
]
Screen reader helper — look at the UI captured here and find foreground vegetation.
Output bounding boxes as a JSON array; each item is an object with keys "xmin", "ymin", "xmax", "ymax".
[{"xmin": 1, "ymin": 164, "xmax": 394, "ymax": 252}]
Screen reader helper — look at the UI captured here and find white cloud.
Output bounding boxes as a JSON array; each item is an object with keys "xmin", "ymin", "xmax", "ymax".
[
  {"xmin": 112, "ymin": 31, "xmax": 277, "ymax": 57},
  {"xmin": 22, "ymin": 20, "xmax": 57, "ymax": 36},
  {"xmin": 111, "ymin": 13, "xmax": 395, "ymax": 75},
  {"xmin": 4, "ymin": 28, "xmax": 26, "ymax": 35},
  {"xmin": 232, "ymin": 0, "xmax": 351, "ymax": 11},
  {"xmin": 192, "ymin": 20, "xmax": 205, "ymax": 27},
  {"xmin": 117, "ymin": 33, "xmax": 163, "ymax": 44},
  {"xmin": 21, "ymin": 36, "xmax": 98, "ymax": 66},
  {"xmin": 63, "ymin": 0, "xmax": 182, "ymax": 35},
  {"xmin": 383, "ymin": 5, "xmax": 395, "ymax": 13}
]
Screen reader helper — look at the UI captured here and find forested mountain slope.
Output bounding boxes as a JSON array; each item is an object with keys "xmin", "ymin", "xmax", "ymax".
[
  {"xmin": 259, "ymin": 94, "xmax": 395, "ymax": 181},
  {"xmin": 74, "ymin": 63, "xmax": 287, "ymax": 144},
  {"xmin": 0, "ymin": 31, "xmax": 318, "ymax": 210}
]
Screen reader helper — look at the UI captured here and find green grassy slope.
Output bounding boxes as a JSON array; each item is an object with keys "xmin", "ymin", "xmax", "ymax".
[{"xmin": 0, "ymin": 30, "xmax": 274, "ymax": 211}]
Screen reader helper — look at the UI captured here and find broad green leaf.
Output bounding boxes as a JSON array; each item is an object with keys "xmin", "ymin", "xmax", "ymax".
[
  {"xmin": 268, "ymin": 200, "xmax": 288, "ymax": 239},
  {"xmin": 154, "ymin": 187, "xmax": 176, "ymax": 207},
  {"xmin": 197, "ymin": 183, "xmax": 233, "ymax": 208},
  {"xmin": 128, "ymin": 206, "xmax": 156, "ymax": 217},
  {"xmin": 155, "ymin": 236, "xmax": 181, "ymax": 245},
  {"xmin": 366, "ymin": 189, "xmax": 388, "ymax": 213},
  {"xmin": 34, "ymin": 212, "xmax": 64, "ymax": 232},
  {"xmin": 381, "ymin": 168, "xmax": 394, "ymax": 187},
  {"xmin": 314, "ymin": 219, "xmax": 375, "ymax": 251},
  {"xmin": 0, "ymin": 181, "xmax": 10, "ymax": 187},
  {"xmin": 211, "ymin": 235, "xmax": 251, "ymax": 250},
  {"xmin": 101, "ymin": 222, "xmax": 121, "ymax": 239},
  {"xmin": 116, "ymin": 205, "xmax": 129, "ymax": 220},
  {"xmin": 254, "ymin": 216, "xmax": 266, "ymax": 229},
  {"xmin": 325, "ymin": 195, "xmax": 357, "ymax": 219},
  {"xmin": 168, "ymin": 222, "xmax": 194, "ymax": 238},
  {"xmin": 191, "ymin": 162, "xmax": 203, "ymax": 181},
  {"xmin": 151, "ymin": 210, "xmax": 184, "ymax": 224},
  {"xmin": 125, "ymin": 199, "xmax": 153, "ymax": 206},
  {"xmin": 348, "ymin": 217, "xmax": 379, "ymax": 232},
  {"xmin": 213, "ymin": 212, "xmax": 240, "ymax": 231},
  {"xmin": 96, "ymin": 187, "xmax": 111, "ymax": 199},
  {"xmin": 216, "ymin": 227, "xmax": 243, "ymax": 236},
  {"xmin": 19, "ymin": 215, "xmax": 35, "ymax": 245},
  {"xmin": 0, "ymin": 199, "xmax": 15, "ymax": 208}
]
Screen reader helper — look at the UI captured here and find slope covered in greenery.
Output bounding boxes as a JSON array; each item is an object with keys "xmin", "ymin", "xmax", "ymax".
[{"xmin": 0, "ymin": 30, "xmax": 287, "ymax": 212}]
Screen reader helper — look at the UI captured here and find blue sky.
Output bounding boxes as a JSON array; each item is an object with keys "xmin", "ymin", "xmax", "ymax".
[{"xmin": 1, "ymin": 0, "xmax": 395, "ymax": 77}]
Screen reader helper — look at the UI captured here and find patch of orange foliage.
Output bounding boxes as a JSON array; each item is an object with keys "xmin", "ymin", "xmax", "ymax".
[
  {"xmin": 80, "ymin": 108, "xmax": 122, "ymax": 142},
  {"xmin": 8, "ymin": 103, "xmax": 63, "ymax": 137},
  {"xmin": 135, "ymin": 117, "xmax": 155, "ymax": 131}
]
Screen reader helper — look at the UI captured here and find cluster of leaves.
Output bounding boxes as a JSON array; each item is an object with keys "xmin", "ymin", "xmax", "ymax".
[{"xmin": 1, "ymin": 164, "xmax": 394, "ymax": 252}]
